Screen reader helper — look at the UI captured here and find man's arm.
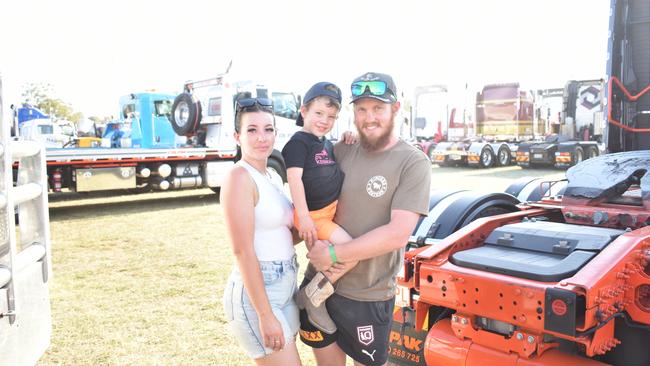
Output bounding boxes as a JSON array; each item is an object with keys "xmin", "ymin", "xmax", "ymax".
[{"xmin": 307, "ymin": 208, "xmax": 420, "ymax": 270}]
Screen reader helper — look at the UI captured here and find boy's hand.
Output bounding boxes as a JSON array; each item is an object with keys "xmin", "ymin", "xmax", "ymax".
[
  {"xmin": 298, "ymin": 214, "xmax": 318, "ymax": 249},
  {"xmin": 342, "ymin": 130, "xmax": 358, "ymax": 144}
]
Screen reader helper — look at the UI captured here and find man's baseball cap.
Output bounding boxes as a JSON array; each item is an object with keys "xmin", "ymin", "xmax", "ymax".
[
  {"xmin": 296, "ymin": 82, "xmax": 342, "ymax": 126},
  {"xmin": 350, "ymin": 72, "xmax": 397, "ymax": 104}
]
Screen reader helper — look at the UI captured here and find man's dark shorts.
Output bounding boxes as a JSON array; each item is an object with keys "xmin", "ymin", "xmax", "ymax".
[{"xmin": 299, "ymin": 280, "xmax": 395, "ymax": 366}]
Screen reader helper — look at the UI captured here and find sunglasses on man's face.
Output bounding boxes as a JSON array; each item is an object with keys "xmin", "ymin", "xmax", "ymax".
[
  {"xmin": 351, "ymin": 81, "xmax": 388, "ymax": 97},
  {"xmin": 235, "ymin": 98, "xmax": 274, "ymax": 110}
]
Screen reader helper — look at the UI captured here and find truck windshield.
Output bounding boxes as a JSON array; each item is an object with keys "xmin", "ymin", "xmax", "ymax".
[
  {"xmin": 483, "ymin": 86, "xmax": 518, "ymax": 100},
  {"xmin": 272, "ymin": 92, "xmax": 298, "ymax": 120},
  {"xmin": 38, "ymin": 125, "xmax": 54, "ymax": 134},
  {"xmin": 479, "ymin": 86, "xmax": 520, "ymax": 122},
  {"xmin": 154, "ymin": 100, "xmax": 172, "ymax": 117}
]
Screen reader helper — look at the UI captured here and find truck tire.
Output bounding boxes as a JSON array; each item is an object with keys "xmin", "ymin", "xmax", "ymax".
[
  {"xmin": 497, "ymin": 147, "xmax": 511, "ymax": 166},
  {"xmin": 572, "ymin": 146, "xmax": 584, "ymax": 166},
  {"xmin": 170, "ymin": 93, "xmax": 202, "ymax": 135},
  {"xmin": 436, "ymin": 157, "xmax": 451, "ymax": 167},
  {"xmin": 505, "ymin": 177, "xmax": 543, "ymax": 201},
  {"xmin": 415, "ymin": 190, "xmax": 520, "ymax": 241},
  {"xmin": 586, "ymin": 145, "xmax": 599, "ymax": 160},
  {"xmin": 505, "ymin": 176, "xmax": 567, "ymax": 202},
  {"xmin": 479, "ymin": 147, "xmax": 494, "ymax": 168},
  {"xmin": 267, "ymin": 157, "xmax": 287, "ymax": 183}
]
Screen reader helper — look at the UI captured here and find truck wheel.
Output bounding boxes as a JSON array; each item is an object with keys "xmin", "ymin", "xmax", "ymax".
[
  {"xmin": 572, "ymin": 146, "xmax": 584, "ymax": 166},
  {"xmin": 170, "ymin": 93, "xmax": 202, "ymax": 135},
  {"xmin": 497, "ymin": 147, "xmax": 511, "ymax": 166},
  {"xmin": 504, "ymin": 176, "xmax": 566, "ymax": 201},
  {"xmin": 419, "ymin": 190, "xmax": 520, "ymax": 240},
  {"xmin": 267, "ymin": 158, "xmax": 287, "ymax": 183},
  {"xmin": 436, "ymin": 157, "xmax": 451, "ymax": 167},
  {"xmin": 479, "ymin": 147, "xmax": 494, "ymax": 168},
  {"xmin": 586, "ymin": 145, "xmax": 599, "ymax": 159}
]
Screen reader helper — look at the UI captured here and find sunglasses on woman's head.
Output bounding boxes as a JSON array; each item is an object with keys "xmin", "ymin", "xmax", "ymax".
[{"xmin": 235, "ymin": 98, "xmax": 274, "ymax": 110}]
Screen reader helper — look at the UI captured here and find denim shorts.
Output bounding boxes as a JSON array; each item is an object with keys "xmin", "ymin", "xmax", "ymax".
[{"xmin": 223, "ymin": 255, "xmax": 299, "ymax": 359}]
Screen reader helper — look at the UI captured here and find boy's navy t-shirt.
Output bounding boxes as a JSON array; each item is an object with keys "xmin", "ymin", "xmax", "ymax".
[{"xmin": 281, "ymin": 131, "xmax": 344, "ymax": 211}]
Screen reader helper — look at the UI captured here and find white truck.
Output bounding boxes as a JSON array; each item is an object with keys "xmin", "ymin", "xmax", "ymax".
[
  {"xmin": 12, "ymin": 104, "xmax": 75, "ymax": 148},
  {"xmin": 0, "ymin": 76, "xmax": 53, "ymax": 364},
  {"xmin": 25, "ymin": 73, "xmax": 300, "ymax": 195},
  {"xmin": 18, "ymin": 119, "xmax": 74, "ymax": 149}
]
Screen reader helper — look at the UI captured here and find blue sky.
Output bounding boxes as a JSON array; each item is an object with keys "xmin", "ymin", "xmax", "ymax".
[{"xmin": 1, "ymin": 0, "xmax": 610, "ymax": 119}]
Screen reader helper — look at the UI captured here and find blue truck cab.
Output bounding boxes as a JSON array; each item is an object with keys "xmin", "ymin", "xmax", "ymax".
[
  {"xmin": 16, "ymin": 103, "xmax": 49, "ymax": 124},
  {"xmin": 104, "ymin": 93, "xmax": 177, "ymax": 148}
]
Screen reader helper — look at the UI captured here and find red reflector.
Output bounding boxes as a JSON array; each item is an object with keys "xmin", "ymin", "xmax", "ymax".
[{"xmin": 551, "ymin": 299, "xmax": 567, "ymax": 316}]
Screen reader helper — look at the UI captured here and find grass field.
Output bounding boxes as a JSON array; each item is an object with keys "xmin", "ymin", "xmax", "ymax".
[{"xmin": 38, "ymin": 165, "xmax": 565, "ymax": 365}]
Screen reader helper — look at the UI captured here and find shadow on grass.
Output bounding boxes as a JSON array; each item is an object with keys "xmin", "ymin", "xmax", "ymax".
[{"xmin": 49, "ymin": 191, "xmax": 219, "ymax": 221}]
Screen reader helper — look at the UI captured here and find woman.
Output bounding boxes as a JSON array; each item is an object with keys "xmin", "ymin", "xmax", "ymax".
[{"xmin": 221, "ymin": 98, "xmax": 302, "ymax": 365}]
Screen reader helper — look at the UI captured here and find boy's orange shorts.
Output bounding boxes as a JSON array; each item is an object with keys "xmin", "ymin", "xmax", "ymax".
[{"xmin": 294, "ymin": 200, "xmax": 341, "ymax": 241}]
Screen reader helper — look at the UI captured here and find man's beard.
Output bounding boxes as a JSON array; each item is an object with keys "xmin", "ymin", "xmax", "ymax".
[{"xmin": 358, "ymin": 114, "xmax": 395, "ymax": 152}]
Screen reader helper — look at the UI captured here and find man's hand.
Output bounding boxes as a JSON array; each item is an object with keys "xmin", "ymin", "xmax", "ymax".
[{"xmin": 307, "ymin": 240, "xmax": 334, "ymax": 271}]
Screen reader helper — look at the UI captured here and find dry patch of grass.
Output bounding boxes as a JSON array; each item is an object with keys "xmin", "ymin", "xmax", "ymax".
[{"xmin": 40, "ymin": 189, "xmax": 331, "ymax": 365}]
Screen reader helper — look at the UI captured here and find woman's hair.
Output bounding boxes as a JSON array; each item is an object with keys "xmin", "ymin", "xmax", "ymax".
[{"xmin": 234, "ymin": 100, "xmax": 275, "ymax": 133}]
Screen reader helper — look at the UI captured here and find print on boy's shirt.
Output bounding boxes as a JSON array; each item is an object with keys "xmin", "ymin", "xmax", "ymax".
[{"xmin": 314, "ymin": 148, "xmax": 335, "ymax": 165}]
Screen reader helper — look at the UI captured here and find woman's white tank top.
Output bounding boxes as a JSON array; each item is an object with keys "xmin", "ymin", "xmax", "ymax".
[{"xmin": 238, "ymin": 161, "xmax": 295, "ymax": 261}]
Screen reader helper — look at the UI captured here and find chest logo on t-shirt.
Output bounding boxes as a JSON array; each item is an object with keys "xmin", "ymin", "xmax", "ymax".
[
  {"xmin": 366, "ymin": 175, "xmax": 388, "ymax": 198},
  {"xmin": 314, "ymin": 149, "xmax": 335, "ymax": 165}
]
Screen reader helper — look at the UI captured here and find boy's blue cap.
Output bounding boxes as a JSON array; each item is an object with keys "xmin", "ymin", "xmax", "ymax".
[{"xmin": 296, "ymin": 82, "xmax": 342, "ymax": 126}]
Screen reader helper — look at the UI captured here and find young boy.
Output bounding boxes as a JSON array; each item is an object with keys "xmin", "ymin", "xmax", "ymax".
[{"xmin": 281, "ymin": 82, "xmax": 356, "ymax": 334}]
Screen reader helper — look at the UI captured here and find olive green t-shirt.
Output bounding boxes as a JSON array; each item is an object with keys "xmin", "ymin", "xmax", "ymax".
[{"xmin": 304, "ymin": 139, "xmax": 431, "ymax": 301}]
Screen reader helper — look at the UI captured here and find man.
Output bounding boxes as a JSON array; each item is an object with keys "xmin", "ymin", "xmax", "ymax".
[{"xmin": 299, "ymin": 72, "xmax": 431, "ymax": 366}]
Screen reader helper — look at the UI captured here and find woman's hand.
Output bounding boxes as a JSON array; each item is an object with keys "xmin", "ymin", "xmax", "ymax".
[{"xmin": 259, "ymin": 312, "xmax": 285, "ymax": 352}]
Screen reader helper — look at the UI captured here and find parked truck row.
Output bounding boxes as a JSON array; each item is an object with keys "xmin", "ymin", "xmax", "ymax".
[
  {"xmin": 10, "ymin": 72, "xmax": 608, "ymax": 197},
  {"xmin": 413, "ymin": 78, "xmax": 605, "ymax": 169},
  {"xmin": 10, "ymin": 76, "xmax": 303, "ymax": 196}
]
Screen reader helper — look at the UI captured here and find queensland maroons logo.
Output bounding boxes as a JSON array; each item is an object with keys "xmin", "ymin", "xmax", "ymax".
[{"xmin": 366, "ymin": 175, "xmax": 388, "ymax": 198}]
